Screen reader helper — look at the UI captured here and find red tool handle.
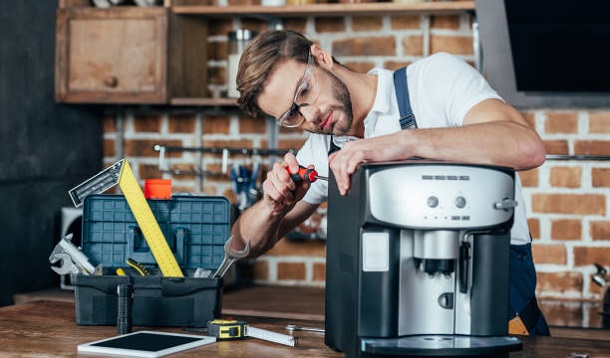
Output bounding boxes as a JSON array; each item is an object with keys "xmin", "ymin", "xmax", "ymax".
[{"xmin": 289, "ymin": 165, "xmax": 319, "ymax": 183}]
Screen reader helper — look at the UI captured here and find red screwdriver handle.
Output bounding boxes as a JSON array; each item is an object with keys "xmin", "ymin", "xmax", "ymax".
[{"xmin": 289, "ymin": 165, "xmax": 319, "ymax": 183}]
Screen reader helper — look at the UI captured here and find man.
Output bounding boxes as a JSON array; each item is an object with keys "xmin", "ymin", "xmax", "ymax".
[{"xmin": 232, "ymin": 29, "xmax": 549, "ymax": 335}]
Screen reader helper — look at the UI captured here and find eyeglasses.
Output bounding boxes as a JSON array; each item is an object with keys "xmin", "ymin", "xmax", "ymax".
[{"xmin": 275, "ymin": 52, "xmax": 319, "ymax": 128}]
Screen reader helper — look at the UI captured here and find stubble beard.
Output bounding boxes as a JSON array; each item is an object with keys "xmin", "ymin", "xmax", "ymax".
[{"xmin": 327, "ymin": 70, "xmax": 353, "ymax": 136}]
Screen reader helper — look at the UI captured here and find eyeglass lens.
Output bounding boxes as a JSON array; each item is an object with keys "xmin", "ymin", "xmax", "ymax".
[{"xmin": 277, "ymin": 54, "xmax": 318, "ymax": 127}]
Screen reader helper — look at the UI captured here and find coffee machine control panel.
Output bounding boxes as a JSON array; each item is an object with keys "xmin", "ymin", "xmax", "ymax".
[{"xmin": 367, "ymin": 164, "xmax": 515, "ymax": 229}]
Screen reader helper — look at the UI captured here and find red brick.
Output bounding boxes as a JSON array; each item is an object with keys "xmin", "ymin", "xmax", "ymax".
[
  {"xmin": 574, "ymin": 140, "xmax": 610, "ymax": 156},
  {"xmin": 277, "ymin": 262, "xmax": 306, "ymax": 280},
  {"xmin": 282, "ymin": 18, "xmax": 308, "ymax": 33},
  {"xmin": 574, "ymin": 246, "xmax": 610, "ymax": 266},
  {"xmin": 103, "ymin": 139, "xmax": 115, "ymax": 157},
  {"xmin": 239, "ymin": 115, "xmax": 267, "ymax": 134},
  {"xmin": 537, "ymin": 271, "xmax": 583, "ymax": 295},
  {"xmin": 550, "ymin": 219, "xmax": 581, "ymax": 241},
  {"xmin": 138, "ymin": 164, "xmax": 163, "ymax": 180},
  {"xmin": 430, "ymin": 35, "xmax": 473, "ymax": 55},
  {"xmin": 545, "ymin": 112, "xmax": 578, "ymax": 134},
  {"xmin": 103, "ymin": 116, "xmax": 116, "ymax": 133},
  {"xmin": 313, "ymin": 262, "xmax": 326, "ymax": 282},
  {"xmin": 203, "ymin": 115, "xmax": 230, "ymax": 135},
  {"xmin": 590, "ymin": 221, "xmax": 610, "ymax": 241},
  {"xmin": 383, "ymin": 60, "xmax": 412, "ymax": 71},
  {"xmin": 588, "ymin": 273, "xmax": 605, "ymax": 296},
  {"xmin": 252, "ymin": 260, "xmax": 269, "ymax": 281},
  {"xmin": 344, "ymin": 62, "xmax": 375, "ymax": 73},
  {"xmin": 532, "ymin": 243, "xmax": 567, "ymax": 265},
  {"xmin": 592, "ymin": 168, "xmax": 610, "ymax": 187},
  {"xmin": 402, "ymin": 35, "xmax": 424, "ymax": 56},
  {"xmin": 589, "ymin": 111, "xmax": 610, "ymax": 133},
  {"xmin": 352, "ymin": 16, "xmax": 383, "ymax": 32},
  {"xmin": 543, "ymin": 140, "xmax": 569, "ymax": 155},
  {"xmin": 159, "ymin": 163, "xmax": 196, "ymax": 181},
  {"xmin": 315, "ymin": 17, "xmax": 346, "ymax": 33},
  {"xmin": 549, "ymin": 166, "xmax": 581, "ymax": 188},
  {"xmin": 268, "ymin": 239, "xmax": 326, "ymax": 257},
  {"xmin": 430, "ymin": 15, "xmax": 461, "ymax": 30},
  {"xmin": 528, "ymin": 218, "xmax": 540, "ymax": 239},
  {"xmin": 278, "ymin": 138, "xmax": 307, "ymax": 151},
  {"xmin": 124, "ymin": 139, "xmax": 182, "ymax": 158},
  {"xmin": 133, "ymin": 114, "xmax": 162, "ymax": 133},
  {"xmin": 332, "ymin": 37, "xmax": 396, "ymax": 57},
  {"xmin": 532, "ymin": 194, "xmax": 606, "ymax": 215},
  {"xmin": 519, "ymin": 169, "xmax": 539, "ymax": 187},
  {"xmin": 168, "ymin": 114, "xmax": 196, "ymax": 133},
  {"xmin": 540, "ymin": 301, "xmax": 583, "ymax": 327},
  {"xmin": 390, "ymin": 15, "xmax": 421, "ymax": 30}
]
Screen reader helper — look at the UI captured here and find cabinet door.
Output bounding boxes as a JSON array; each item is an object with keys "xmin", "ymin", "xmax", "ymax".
[{"xmin": 55, "ymin": 7, "xmax": 168, "ymax": 104}]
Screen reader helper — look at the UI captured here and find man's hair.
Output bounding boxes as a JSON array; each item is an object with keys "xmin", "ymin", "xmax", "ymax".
[{"xmin": 236, "ymin": 30, "xmax": 312, "ymax": 119}]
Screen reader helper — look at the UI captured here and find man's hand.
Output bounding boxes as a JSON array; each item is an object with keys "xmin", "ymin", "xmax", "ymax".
[{"xmin": 261, "ymin": 152, "xmax": 312, "ymax": 215}]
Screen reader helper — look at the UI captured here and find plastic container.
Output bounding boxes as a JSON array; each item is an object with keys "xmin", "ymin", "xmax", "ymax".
[{"xmin": 144, "ymin": 179, "xmax": 172, "ymax": 199}]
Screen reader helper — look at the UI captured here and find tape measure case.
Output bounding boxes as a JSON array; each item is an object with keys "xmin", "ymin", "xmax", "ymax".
[{"xmin": 72, "ymin": 194, "xmax": 231, "ymax": 327}]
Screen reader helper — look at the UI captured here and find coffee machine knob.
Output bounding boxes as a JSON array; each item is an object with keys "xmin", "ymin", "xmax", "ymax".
[
  {"xmin": 455, "ymin": 196, "xmax": 467, "ymax": 209},
  {"xmin": 427, "ymin": 196, "xmax": 439, "ymax": 208}
]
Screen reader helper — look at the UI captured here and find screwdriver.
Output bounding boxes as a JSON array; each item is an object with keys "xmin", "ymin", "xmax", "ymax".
[{"xmin": 289, "ymin": 165, "xmax": 328, "ymax": 183}]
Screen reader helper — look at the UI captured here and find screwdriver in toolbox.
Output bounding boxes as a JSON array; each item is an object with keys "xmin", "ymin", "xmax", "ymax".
[{"xmin": 289, "ymin": 165, "xmax": 328, "ymax": 183}]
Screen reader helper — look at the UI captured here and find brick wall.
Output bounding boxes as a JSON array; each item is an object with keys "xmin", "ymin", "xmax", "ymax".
[{"xmin": 103, "ymin": 13, "xmax": 610, "ymax": 300}]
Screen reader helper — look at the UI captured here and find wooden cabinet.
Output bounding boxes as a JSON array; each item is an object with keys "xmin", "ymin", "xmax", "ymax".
[
  {"xmin": 55, "ymin": 6, "xmax": 208, "ymax": 104},
  {"xmin": 55, "ymin": 1, "xmax": 474, "ymax": 105}
]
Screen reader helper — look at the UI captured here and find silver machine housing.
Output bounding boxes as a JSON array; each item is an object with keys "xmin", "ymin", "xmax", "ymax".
[{"xmin": 324, "ymin": 161, "xmax": 522, "ymax": 357}]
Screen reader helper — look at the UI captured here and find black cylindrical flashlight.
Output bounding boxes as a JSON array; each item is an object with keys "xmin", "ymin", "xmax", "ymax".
[{"xmin": 117, "ymin": 282, "xmax": 133, "ymax": 334}]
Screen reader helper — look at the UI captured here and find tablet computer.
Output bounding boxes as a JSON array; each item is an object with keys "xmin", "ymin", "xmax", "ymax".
[{"xmin": 77, "ymin": 331, "xmax": 216, "ymax": 357}]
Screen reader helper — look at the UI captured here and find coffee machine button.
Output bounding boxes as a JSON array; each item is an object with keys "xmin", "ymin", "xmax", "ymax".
[
  {"xmin": 455, "ymin": 196, "xmax": 467, "ymax": 208},
  {"xmin": 427, "ymin": 196, "xmax": 439, "ymax": 208}
]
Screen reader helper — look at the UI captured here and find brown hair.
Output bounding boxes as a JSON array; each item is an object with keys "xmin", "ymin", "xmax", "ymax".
[{"xmin": 236, "ymin": 30, "xmax": 312, "ymax": 119}]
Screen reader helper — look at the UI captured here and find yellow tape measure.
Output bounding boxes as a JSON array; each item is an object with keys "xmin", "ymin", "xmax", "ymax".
[
  {"xmin": 118, "ymin": 161, "xmax": 183, "ymax": 277},
  {"xmin": 68, "ymin": 159, "xmax": 183, "ymax": 278}
]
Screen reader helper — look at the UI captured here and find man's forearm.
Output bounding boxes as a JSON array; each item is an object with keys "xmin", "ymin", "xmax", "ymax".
[{"xmin": 230, "ymin": 200, "xmax": 285, "ymax": 257}]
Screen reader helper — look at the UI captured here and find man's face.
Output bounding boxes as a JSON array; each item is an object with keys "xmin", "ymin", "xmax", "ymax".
[{"xmin": 258, "ymin": 56, "xmax": 354, "ymax": 135}]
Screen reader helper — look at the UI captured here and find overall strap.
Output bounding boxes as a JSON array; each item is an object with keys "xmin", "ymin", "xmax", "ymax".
[{"xmin": 393, "ymin": 67, "xmax": 417, "ymax": 130}]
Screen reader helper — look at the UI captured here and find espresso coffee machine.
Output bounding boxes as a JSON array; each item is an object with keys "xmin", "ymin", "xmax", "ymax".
[{"xmin": 325, "ymin": 161, "xmax": 523, "ymax": 357}]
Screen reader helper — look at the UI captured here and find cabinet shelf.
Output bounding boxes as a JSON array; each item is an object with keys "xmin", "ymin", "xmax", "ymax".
[
  {"xmin": 171, "ymin": 97, "xmax": 238, "ymax": 107},
  {"xmin": 172, "ymin": 1, "xmax": 475, "ymax": 17}
]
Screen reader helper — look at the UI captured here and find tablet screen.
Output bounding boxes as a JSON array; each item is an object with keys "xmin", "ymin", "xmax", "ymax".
[{"xmin": 78, "ymin": 331, "xmax": 216, "ymax": 358}]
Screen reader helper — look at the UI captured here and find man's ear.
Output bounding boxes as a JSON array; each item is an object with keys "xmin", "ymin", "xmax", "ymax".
[{"xmin": 310, "ymin": 44, "xmax": 334, "ymax": 70}]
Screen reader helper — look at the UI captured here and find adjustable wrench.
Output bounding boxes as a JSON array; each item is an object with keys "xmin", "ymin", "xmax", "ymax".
[
  {"xmin": 49, "ymin": 233, "xmax": 98, "ymax": 275},
  {"xmin": 213, "ymin": 236, "xmax": 250, "ymax": 279}
]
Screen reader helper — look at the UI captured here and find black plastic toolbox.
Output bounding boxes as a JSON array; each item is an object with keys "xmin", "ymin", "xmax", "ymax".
[{"xmin": 72, "ymin": 194, "xmax": 230, "ymax": 327}]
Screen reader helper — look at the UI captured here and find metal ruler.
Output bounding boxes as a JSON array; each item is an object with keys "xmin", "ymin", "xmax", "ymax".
[{"xmin": 69, "ymin": 159, "xmax": 183, "ymax": 277}]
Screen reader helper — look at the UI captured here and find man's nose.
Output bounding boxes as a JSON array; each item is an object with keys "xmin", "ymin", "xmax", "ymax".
[{"xmin": 299, "ymin": 105, "xmax": 319, "ymax": 124}]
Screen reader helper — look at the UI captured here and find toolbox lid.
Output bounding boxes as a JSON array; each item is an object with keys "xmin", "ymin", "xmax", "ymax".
[{"xmin": 81, "ymin": 194, "xmax": 231, "ymax": 271}]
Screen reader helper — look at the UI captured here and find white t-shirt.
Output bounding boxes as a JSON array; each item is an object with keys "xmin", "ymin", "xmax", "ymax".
[{"xmin": 296, "ymin": 52, "xmax": 531, "ymax": 245}]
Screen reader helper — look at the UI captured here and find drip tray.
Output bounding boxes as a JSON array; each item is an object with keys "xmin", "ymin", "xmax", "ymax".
[{"xmin": 360, "ymin": 335, "xmax": 522, "ymax": 356}]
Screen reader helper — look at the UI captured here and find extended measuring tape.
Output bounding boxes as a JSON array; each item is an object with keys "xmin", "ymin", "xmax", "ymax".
[
  {"xmin": 69, "ymin": 159, "xmax": 183, "ymax": 277},
  {"xmin": 207, "ymin": 319, "xmax": 297, "ymax": 347}
]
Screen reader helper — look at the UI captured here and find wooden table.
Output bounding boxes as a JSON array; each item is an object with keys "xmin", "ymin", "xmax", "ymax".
[{"xmin": 4, "ymin": 286, "xmax": 610, "ymax": 357}]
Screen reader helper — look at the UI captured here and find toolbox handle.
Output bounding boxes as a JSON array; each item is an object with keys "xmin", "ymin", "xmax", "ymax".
[{"xmin": 127, "ymin": 226, "xmax": 187, "ymax": 266}]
